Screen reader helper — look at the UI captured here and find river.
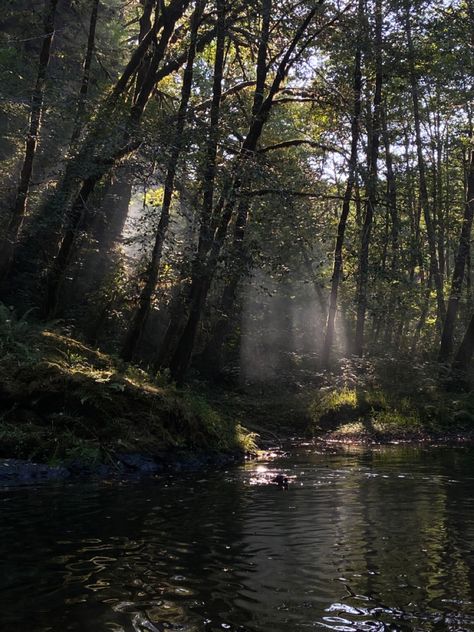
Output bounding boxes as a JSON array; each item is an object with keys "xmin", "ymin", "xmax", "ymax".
[{"xmin": 1, "ymin": 444, "xmax": 474, "ymax": 631}]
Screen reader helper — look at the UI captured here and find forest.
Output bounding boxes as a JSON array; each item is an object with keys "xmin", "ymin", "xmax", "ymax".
[
  {"xmin": 3, "ymin": 3, "xmax": 474, "ymax": 630},
  {"xmin": 1, "ymin": 0, "xmax": 474, "ymax": 460}
]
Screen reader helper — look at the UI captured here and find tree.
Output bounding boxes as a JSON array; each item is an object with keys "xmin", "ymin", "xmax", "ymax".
[
  {"xmin": 168, "ymin": 1, "xmax": 325, "ymax": 383},
  {"xmin": 0, "ymin": 0, "xmax": 58, "ymax": 283},
  {"xmin": 120, "ymin": 0, "xmax": 208, "ymax": 361},
  {"xmin": 322, "ymin": 0, "xmax": 363, "ymax": 366},
  {"xmin": 439, "ymin": 146, "xmax": 474, "ymax": 361},
  {"xmin": 354, "ymin": 0, "xmax": 383, "ymax": 357}
]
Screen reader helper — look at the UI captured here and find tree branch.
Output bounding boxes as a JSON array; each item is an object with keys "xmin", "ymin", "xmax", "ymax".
[{"xmin": 258, "ymin": 139, "xmax": 345, "ymax": 155}]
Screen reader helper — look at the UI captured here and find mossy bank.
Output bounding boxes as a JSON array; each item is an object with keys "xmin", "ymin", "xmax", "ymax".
[
  {"xmin": 308, "ymin": 356, "xmax": 474, "ymax": 444},
  {"xmin": 0, "ymin": 310, "xmax": 256, "ymax": 470},
  {"xmin": 1, "ymin": 307, "xmax": 474, "ymax": 480}
]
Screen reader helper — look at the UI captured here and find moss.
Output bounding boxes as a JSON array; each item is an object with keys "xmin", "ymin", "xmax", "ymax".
[
  {"xmin": 202, "ymin": 384, "xmax": 312, "ymax": 442},
  {"xmin": 0, "ymin": 318, "xmax": 256, "ymax": 464},
  {"xmin": 309, "ymin": 387, "xmax": 365, "ymax": 430},
  {"xmin": 311, "ymin": 382, "xmax": 474, "ymax": 443}
]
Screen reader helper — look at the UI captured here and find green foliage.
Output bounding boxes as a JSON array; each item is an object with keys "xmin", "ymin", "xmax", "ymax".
[
  {"xmin": 1, "ymin": 0, "xmax": 474, "ymax": 456},
  {"xmin": 0, "ymin": 304, "xmax": 38, "ymax": 363},
  {"xmin": 309, "ymin": 354, "xmax": 474, "ymax": 441},
  {"xmin": 0, "ymin": 319, "xmax": 256, "ymax": 463},
  {"xmin": 310, "ymin": 387, "xmax": 358, "ymax": 428}
]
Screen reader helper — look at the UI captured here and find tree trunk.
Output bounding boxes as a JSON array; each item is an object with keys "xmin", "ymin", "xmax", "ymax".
[
  {"xmin": 438, "ymin": 147, "xmax": 474, "ymax": 361},
  {"xmin": 120, "ymin": 0, "xmax": 205, "ymax": 361},
  {"xmin": 381, "ymin": 103, "xmax": 400, "ymax": 344},
  {"xmin": 134, "ymin": 0, "xmax": 156, "ymax": 101},
  {"xmin": 354, "ymin": 0, "xmax": 383, "ymax": 357},
  {"xmin": 411, "ymin": 275, "xmax": 432, "ymax": 355},
  {"xmin": 452, "ymin": 311, "xmax": 474, "ymax": 377},
  {"xmin": 196, "ymin": 0, "xmax": 272, "ymax": 372},
  {"xmin": 0, "ymin": 0, "xmax": 58, "ymax": 284},
  {"xmin": 321, "ymin": 8, "xmax": 362, "ymax": 367},
  {"xmin": 70, "ymin": 0, "xmax": 100, "ymax": 145},
  {"xmin": 404, "ymin": 0, "xmax": 445, "ymax": 323},
  {"xmin": 43, "ymin": 175, "xmax": 98, "ymax": 317}
]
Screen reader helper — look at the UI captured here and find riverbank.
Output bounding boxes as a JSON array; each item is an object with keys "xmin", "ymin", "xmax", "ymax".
[
  {"xmin": 0, "ymin": 319, "xmax": 256, "ymax": 473},
  {"xmin": 1, "ymin": 315, "xmax": 473, "ymax": 482},
  {"xmin": 308, "ymin": 372, "xmax": 474, "ymax": 444}
]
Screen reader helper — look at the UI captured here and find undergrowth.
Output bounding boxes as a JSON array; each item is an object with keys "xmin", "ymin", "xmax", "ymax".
[
  {"xmin": 0, "ymin": 307, "xmax": 257, "ymax": 464},
  {"xmin": 310, "ymin": 355, "xmax": 474, "ymax": 440}
]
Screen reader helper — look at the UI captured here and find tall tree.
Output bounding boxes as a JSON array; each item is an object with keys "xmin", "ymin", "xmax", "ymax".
[
  {"xmin": 404, "ymin": 0, "xmax": 445, "ymax": 323},
  {"xmin": 438, "ymin": 146, "xmax": 474, "ymax": 361},
  {"xmin": 0, "ymin": 0, "xmax": 58, "ymax": 283},
  {"xmin": 198, "ymin": 0, "xmax": 272, "ymax": 371},
  {"xmin": 168, "ymin": 2, "xmax": 325, "ymax": 383},
  {"xmin": 354, "ymin": 0, "xmax": 383, "ymax": 356},
  {"xmin": 321, "ymin": 0, "xmax": 363, "ymax": 366},
  {"xmin": 120, "ymin": 0, "xmax": 207, "ymax": 361},
  {"xmin": 70, "ymin": 0, "xmax": 100, "ymax": 145}
]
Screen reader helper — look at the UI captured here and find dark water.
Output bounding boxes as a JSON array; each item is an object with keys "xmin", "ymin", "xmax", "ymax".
[{"xmin": 1, "ymin": 445, "xmax": 474, "ymax": 632}]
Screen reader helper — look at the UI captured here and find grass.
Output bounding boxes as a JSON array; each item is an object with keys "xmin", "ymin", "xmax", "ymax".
[
  {"xmin": 2, "ymin": 306, "xmax": 473, "ymax": 462},
  {"xmin": 0, "ymin": 310, "xmax": 257, "ymax": 464},
  {"xmin": 309, "ymin": 380, "xmax": 474, "ymax": 443}
]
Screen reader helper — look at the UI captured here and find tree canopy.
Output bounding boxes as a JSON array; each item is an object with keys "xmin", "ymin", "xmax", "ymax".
[{"xmin": 1, "ymin": 0, "xmax": 473, "ymax": 387}]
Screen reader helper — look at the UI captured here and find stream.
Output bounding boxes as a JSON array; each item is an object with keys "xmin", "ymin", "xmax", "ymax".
[{"xmin": 1, "ymin": 444, "xmax": 474, "ymax": 631}]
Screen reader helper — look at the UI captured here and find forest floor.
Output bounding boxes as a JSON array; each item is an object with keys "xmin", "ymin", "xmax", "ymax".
[
  {"xmin": 1, "ymin": 315, "xmax": 474, "ymax": 478},
  {"xmin": 207, "ymin": 382, "xmax": 474, "ymax": 448},
  {"xmin": 0, "ymin": 323, "xmax": 256, "ymax": 472}
]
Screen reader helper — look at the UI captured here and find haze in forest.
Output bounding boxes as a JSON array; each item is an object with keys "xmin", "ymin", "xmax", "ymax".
[{"xmin": 0, "ymin": 0, "xmax": 473, "ymax": 389}]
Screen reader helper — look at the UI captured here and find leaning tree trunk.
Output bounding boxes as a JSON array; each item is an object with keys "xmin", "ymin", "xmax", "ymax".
[
  {"xmin": 42, "ymin": 0, "xmax": 191, "ymax": 317},
  {"xmin": 0, "ymin": 0, "xmax": 58, "ymax": 285},
  {"xmin": 321, "ymin": 10, "xmax": 362, "ymax": 367},
  {"xmin": 354, "ymin": 0, "xmax": 383, "ymax": 357},
  {"xmin": 77, "ymin": 0, "xmax": 157, "ymax": 301},
  {"xmin": 14, "ymin": 0, "xmax": 164, "ymax": 265},
  {"xmin": 168, "ymin": 3, "xmax": 323, "ymax": 383},
  {"xmin": 134, "ymin": 0, "xmax": 156, "ymax": 102},
  {"xmin": 120, "ymin": 0, "xmax": 206, "ymax": 362}
]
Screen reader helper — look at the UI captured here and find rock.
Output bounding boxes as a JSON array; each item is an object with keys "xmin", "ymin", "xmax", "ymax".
[
  {"xmin": 117, "ymin": 453, "xmax": 163, "ymax": 474},
  {"xmin": 0, "ymin": 459, "xmax": 70, "ymax": 484}
]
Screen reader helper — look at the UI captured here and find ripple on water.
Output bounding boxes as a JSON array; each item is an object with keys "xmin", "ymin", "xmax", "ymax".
[{"xmin": 1, "ymin": 446, "xmax": 474, "ymax": 631}]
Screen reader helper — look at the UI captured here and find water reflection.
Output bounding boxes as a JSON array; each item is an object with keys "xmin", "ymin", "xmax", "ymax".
[{"xmin": 1, "ymin": 446, "xmax": 474, "ymax": 631}]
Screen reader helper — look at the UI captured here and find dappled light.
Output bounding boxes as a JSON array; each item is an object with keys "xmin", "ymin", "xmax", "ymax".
[{"xmin": 1, "ymin": 0, "xmax": 474, "ymax": 629}]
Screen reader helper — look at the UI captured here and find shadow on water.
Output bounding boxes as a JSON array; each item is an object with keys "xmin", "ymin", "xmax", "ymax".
[{"xmin": 1, "ymin": 445, "xmax": 474, "ymax": 631}]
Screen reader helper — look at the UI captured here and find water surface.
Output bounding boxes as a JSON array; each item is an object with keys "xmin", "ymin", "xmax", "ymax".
[{"xmin": 1, "ymin": 444, "xmax": 474, "ymax": 631}]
